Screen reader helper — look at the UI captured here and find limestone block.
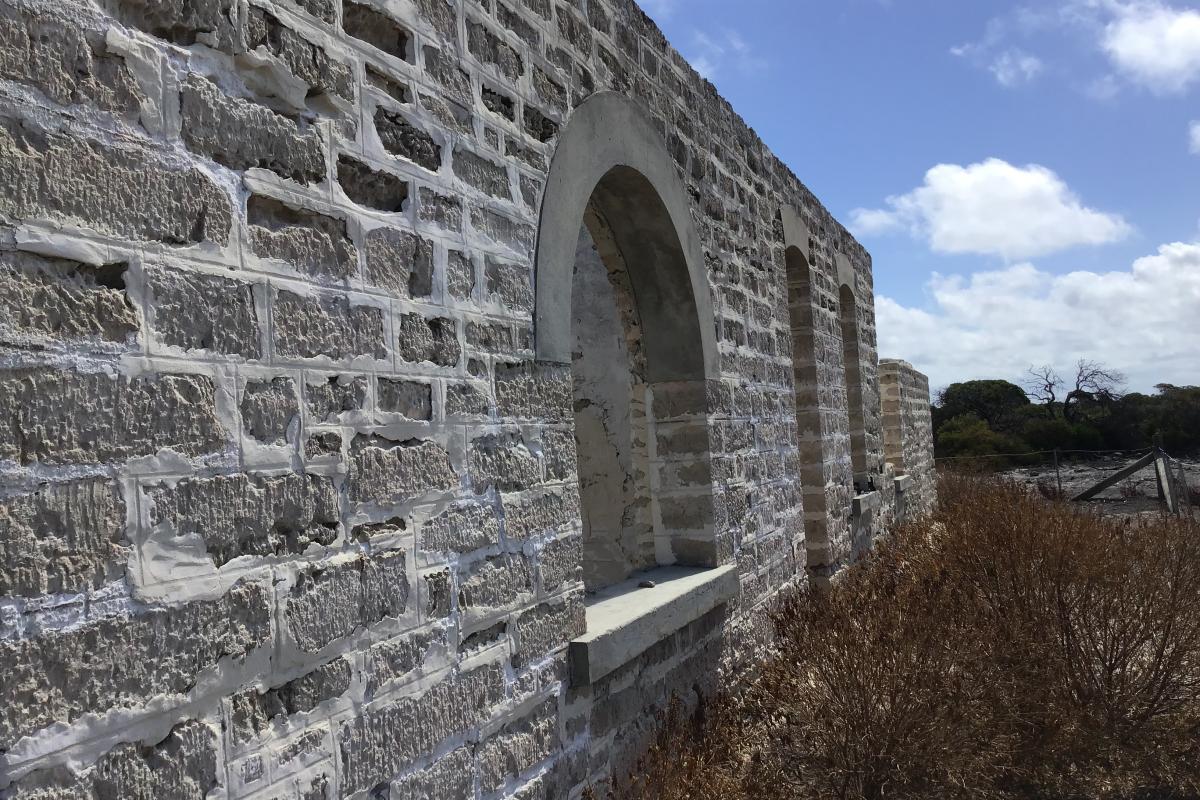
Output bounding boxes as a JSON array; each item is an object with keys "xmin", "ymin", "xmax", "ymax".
[
  {"xmin": 336, "ymin": 663, "xmax": 506, "ymax": 794},
  {"xmin": 419, "ymin": 502, "xmax": 501, "ymax": 555},
  {"xmin": 377, "ymin": 378, "xmax": 432, "ymax": 420},
  {"xmin": 306, "ymin": 375, "xmax": 368, "ymax": 420},
  {"xmin": 102, "ymin": 0, "xmax": 244, "ymax": 52},
  {"xmin": 0, "ymin": 478, "xmax": 127, "ymax": 597},
  {"xmin": 364, "ymin": 227, "xmax": 434, "ymax": 299},
  {"xmin": 272, "ymin": 290, "xmax": 386, "ymax": 361},
  {"xmin": 501, "ymin": 486, "xmax": 579, "ymax": 543},
  {"xmin": 0, "ymin": 118, "xmax": 232, "ymax": 246},
  {"xmin": 0, "ymin": 252, "xmax": 136, "ymax": 345},
  {"xmin": 537, "ymin": 535, "xmax": 581, "ymax": 593},
  {"xmin": 285, "ymin": 550, "xmax": 409, "ymax": 653},
  {"xmin": 240, "ymin": 377, "xmax": 299, "ymax": 443},
  {"xmin": 513, "ymin": 595, "xmax": 585, "ymax": 667},
  {"xmin": 453, "ymin": 147, "xmax": 511, "ymax": 200},
  {"xmin": 417, "ymin": 185, "xmax": 463, "ymax": 231},
  {"xmin": 458, "ymin": 554, "xmax": 532, "ymax": 614},
  {"xmin": 337, "ymin": 156, "xmax": 408, "ymax": 212},
  {"xmin": 374, "ymin": 107, "xmax": 441, "ymax": 172},
  {"xmin": 342, "ymin": 1, "xmax": 412, "ymax": 61},
  {"xmin": 477, "ymin": 697, "xmax": 559, "ymax": 792},
  {"xmin": 389, "ymin": 746, "xmax": 473, "ymax": 800},
  {"xmin": 181, "ymin": 75, "xmax": 324, "ymax": 184},
  {"xmin": 150, "ymin": 472, "xmax": 339, "ymax": 568},
  {"xmin": 465, "ymin": 320, "xmax": 531, "ymax": 356},
  {"xmin": 248, "ymin": 195, "xmax": 357, "ymax": 282},
  {"xmin": 0, "ymin": 582, "xmax": 270, "ymax": 747},
  {"xmin": 484, "ymin": 258, "xmax": 533, "ymax": 313},
  {"xmin": 247, "ymin": 6, "xmax": 352, "ymax": 97},
  {"xmin": 467, "ymin": 20, "xmax": 523, "ymax": 81},
  {"xmin": 230, "ymin": 657, "xmax": 352, "ymax": 741},
  {"xmin": 365, "ymin": 628, "xmax": 445, "ymax": 694},
  {"xmin": 7, "ymin": 720, "xmax": 218, "ymax": 799},
  {"xmin": 0, "ymin": 369, "xmax": 225, "ymax": 465},
  {"xmin": 348, "ymin": 435, "xmax": 457, "ymax": 505},
  {"xmin": 146, "ymin": 267, "xmax": 262, "ymax": 358},
  {"xmin": 469, "ymin": 433, "xmax": 541, "ymax": 492},
  {"xmin": 397, "ymin": 312, "xmax": 460, "ymax": 367}
]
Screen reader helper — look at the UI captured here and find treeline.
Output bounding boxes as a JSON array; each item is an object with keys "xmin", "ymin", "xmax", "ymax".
[{"xmin": 932, "ymin": 360, "xmax": 1200, "ymax": 462}]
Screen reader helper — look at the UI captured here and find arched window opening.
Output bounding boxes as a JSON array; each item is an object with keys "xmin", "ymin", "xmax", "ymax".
[
  {"xmin": 785, "ymin": 246, "xmax": 827, "ymax": 543},
  {"xmin": 839, "ymin": 284, "xmax": 869, "ymax": 485},
  {"xmin": 567, "ymin": 166, "xmax": 714, "ymax": 593}
]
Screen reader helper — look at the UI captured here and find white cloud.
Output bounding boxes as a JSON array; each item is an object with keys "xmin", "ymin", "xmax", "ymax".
[
  {"xmin": 990, "ymin": 49, "xmax": 1045, "ymax": 86},
  {"xmin": 686, "ymin": 28, "xmax": 767, "ymax": 80},
  {"xmin": 877, "ymin": 242, "xmax": 1200, "ymax": 393},
  {"xmin": 1101, "ymin": 1, "xmax": 1200, "ymax": 93},
  {"xmin": 849, "ymin": 159, "xmax": 1132, "ymax": 260},
  {"xmin": 1190, "ymin": 120, "xmax": 1200, "ymax": 153}
]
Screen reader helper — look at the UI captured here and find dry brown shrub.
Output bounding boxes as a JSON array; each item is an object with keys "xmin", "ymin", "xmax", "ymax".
[{"xmin": 619, "ymin": 475, "xmax": 1200, "ymax": 800}]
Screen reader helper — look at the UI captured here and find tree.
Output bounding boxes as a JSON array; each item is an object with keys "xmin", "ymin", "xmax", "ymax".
[
  {"xmin": 1024, "ymin": 365, "xmax": 1061, "ymax": 419},
  {"xmin": 936, "ymin": 380, "xmax": 1030, "ymax": 433},
  {"xmin": 1062, "ymin": 359, "xmax": 1125, "ymax": 423}
]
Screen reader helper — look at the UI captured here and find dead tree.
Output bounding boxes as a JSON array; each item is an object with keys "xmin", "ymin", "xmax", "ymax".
[
  {"xmin": 1024, "ymin": 365, "xmax": 1061, "ymax": 419},
  {"xmin": 1063, "ymin": 359, "xmax": 1125, "ymax": 423}
]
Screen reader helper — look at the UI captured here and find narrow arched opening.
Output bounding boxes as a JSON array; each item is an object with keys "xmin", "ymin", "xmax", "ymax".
[
  {"xmin": 839, "ymin": 284, "xmax": 869, "ymax": 482},
  {"xmin": 568, "ymin": 166, "xmax": 714, "ymax": 592},
  {"xmin": 786, "ymin": 246, "xmax": 827, "ymax": 543}
]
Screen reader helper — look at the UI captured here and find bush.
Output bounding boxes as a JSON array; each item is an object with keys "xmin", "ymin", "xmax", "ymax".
[{"xmin": 618, "ymin": 477, "xmax": 1200, "ymax": 800}]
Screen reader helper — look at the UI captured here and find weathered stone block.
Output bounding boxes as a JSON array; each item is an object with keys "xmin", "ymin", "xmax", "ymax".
[
  {"xmin": 0, "ymin": 369, "xmax": 225, "ymax": 466},
  {"xmin": 538, "ymin": 535, "xmax": 582, "ymax": 593},
  {"xmin": 0, "ymin": 478, "xmax": 127, "ymax": 597},
  {"xmin": 0, "ymin": 0, "xmax": 142, "ymax": 117},
  {"xmin": 8, "ymin": 719, "xmax": 219, "ymax": 800},
  {"xmin": 147, "ymin": 267, "xmax": 262, "ymax": 358},
  {"xmin": 446, "ymin": 249, "xmax": 474, "ymax": 301},
  {"xmin": 477, "ymin": 697, "xmax": 559, "ymax": 792},
  {"xmin": 343, "ymin": 1, "xmax": 412, "ymax": 61},
  {"xmin": 445, "ymin": 381, "xmax": 490, "ymax": 418},
  {"xmin": 466, "ymin": 320, "xmax": 531, "ymax": 355},
  {"xmin": 247, "ymin": 7, "xmax": 352, "ymax": 97},
  {"xmin": 337, "ymin": 156, "xmax": 408, "ymax": 212},
  {"xmin": 241, "ymin": 377, "xmax": 299, "ymax": 443},
  {"xmin": 337, "ymin": 663, "xmax": 506, "ymax": 794},
  {"xmin": 0, "ymin": 582, "xmax": 270, "ymax": 747},
  {"xmin": 494, "ymin": 361, "xmax": 570, "ymax": 421},
  {"xmin": 424, "ymin": 567, "xmax": 452, "ymax": 618},
  {"xmin": 469, "ymin": 433, "xmax": 541, "ymax": 492},
  {"xmin": 467, "ymin": 20, "xmax": 523, "ymax": 81},
  {"xmin": 397, "ymin": 313, "xmax": 460, "ymax": 367},
  {"xmin": 485, "ymin": 258, "xmax": 533, "ymax": 312},
  {"xmin": 363, "ymin": 227, "xmax": 433, "ymax": 298},
  {"xmin": 230, "ymin": 658, "xmax": 351, "ymax": 741},
  {"xmin": 181, "ymin": 75, "xmax": 324, "ymax": 183},
  {"xmin": 367, "ymin": 63, "xmax": 411, "ymax": 103},
  {"xmin": 349, "ymin": 435, "xmax": 458, "ymax": 505},
  {"xmin": 454, "ymin": 147, "xmax": 510, "ymax": 199},
  {"xmin": 151, "ymin": 472, "xmax": 339, "ymax": 568},
  {"xmin": 514, "ymin": 595, "xmax": 585, "ymax": 666},
  {"xmin": 102, "ymin": 0, "xmax": 244, "ymax": 52},
  {"xmin": 273, "ymin": 290, "xmax": 386, "ymax": 360},
  {"xmin": 459, "ymin": 554, "xmax": 531, "ymax": 613},
  {"xmin": 501, "ymin": 486, "xmax": 579, "ymax": 543},
  {"xmin": 414, "ymin": 0, "xmax": 457, "ymax": 43},
  {"xmin": 422, "ymin": 45, "xmax": 471, "ymax": 103},
  {"xmin": 248, "ymin": 195, "xmax": 357, "ymax": 282},
  {"xmin": 365, "ymin": 628, "xmax": 444, "ymax": 694},
  {"xmin": 482, "ymin": 85, "xmax": 515, "ymax": 120},
  {"xmin": 0, "ymin": 252, "xmax": 136, "ymax": 345},
  {"xmin": 377, "ymin": 378, "xmax": 432, "ymax": 420},
  {"xmin": 0, "ymin": 119, "xmax": 232, "ymax": 246},
  {"xmin": 390, "ymin": 746, "xmax": 473, "ymax": 800},
  {"xmin": 470, "ymin": 206, "xmax": 534, "ymax": 256},
  {"xmin": 306, "ymin": 431, "xmax": 342, "ymax": 458},
  {"xmin": 286, "ymin": 550, "xmax": 409, "ymax": 653},
  {"xmin": 417, "ymin": 185, "xmax": 463, "ymax": 231},
  {"xmin": 420, "ymin": 502, "xmax": 501, "ymax": 554},
  {"xmin": 374, "ymin": 107, "xmax": 441, "ymax": 172},
  {"xmin": 307, "ymin": 375, "xmax": 368, "ymax": 420}
]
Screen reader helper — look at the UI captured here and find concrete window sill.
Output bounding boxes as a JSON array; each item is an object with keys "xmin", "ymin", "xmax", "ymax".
[
  {"xmin": 894, "ymin": 475, "xmax": 913, "ymax": 493},
  {"xmin": 568, "ymin": 564, "xmax": 739, "ymax": 685},
  {"xmin": 852, "ymin": 491, "xmax": 882, "ymax": 518}
]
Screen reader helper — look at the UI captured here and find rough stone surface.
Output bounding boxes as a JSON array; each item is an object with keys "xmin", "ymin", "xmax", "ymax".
[
  {"xmin": 248, "ymin": 196, "xmax": 357, "ymax": 282},
  {"xmin": 0, "ymin": 369, "xmax": 225, "ymax": 465},
  {"xmin": 378, "ymin": 378, "xmax": 433, "ymax": 420},
  {"xmin": 478, "ymin": 698, "xmax": 559, "ymax": 792},
  {"xmin": 420, "ymin": 502, "xmax": 501, "ymax": 554},
  {"xmin": 151, "ymin": 472, "xmax": 339, "ymax": 568},
  {"xmin": 349, "ymin": 435, "xmax": 458, "ymax": 505},
  {"xmin": 397, "ymin": 313, "xmax": 460, "ymax": 367},
  {"xmin": 0, "ymin": 582, "xmax": 271, "ymax": 747},
  {"xmin": 0, "ymin": 118, "xmax": 232, "ymax": 246},
  {"xmin": 337, "ymin": 156, "xmax": 409, "ymax": 212},
  {"xmin": 365, "ymin": 629, "xmax": 444, "ymax": 694},
  {"xmin": 8, "ymin": 720, "xmax": 219, "ymax": 800},
  {"xmin": 0, "ymin": 251, "xmax": 136, "ymax": 345},
  {"xmin": 147, "ymin": 268, "xmax": 262, "ymax": 358},
  {"xmin": 306, "ymin": 375, "xmax": 368, "ymax": 419},
  {"xmin": 364, "ymin": 227, "xmax": 433, "ymax": 298},
  {"xmin": 390, "ymin": 746, "xmax": 473, "ymax": 800},
  {"xmin": 375, "ymin": 107, "xmax": 441, "ymax": 172},
  {"xmin": 0, "ymin": 478, "xmax": 127, "ymax": 596},
  {"xmin": 181, "ymin": 75, "xmax": 324, "ymax": 184},
  {"xmin": 230, "ymin": 658, "xmax": 352, "ymax": 741},
  {"xmin": 337, "ymin": 663, "xmax": 506, "ymax": 794},
  {"xmin": 247, "ymin": 6, "xmax": 352, "ymax": 97},
  {"xmin": 286, "ymin": 550, "xmax": 410, "ymax": 652},
  {"xmin": 240, "ymin": 377, "xmax": 299, "ymax": 443},
  {"xmin": 273, "ymin": 290, "xmax": 386, "ymax": 361}
]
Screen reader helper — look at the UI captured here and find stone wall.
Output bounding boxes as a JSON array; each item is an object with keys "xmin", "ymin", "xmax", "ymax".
[
  {"xmin": 0, "ymin": 0, "xmax": 935, "ymax": 797},
  {"xmin": 880, "ymin": 359, "xmax": 936, "ymax": 520}
]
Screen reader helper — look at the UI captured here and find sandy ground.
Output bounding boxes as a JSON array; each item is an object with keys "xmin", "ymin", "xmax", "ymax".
[{"xmin": 1002, "ymin": 455, "xmax": 1200, "ymax": 521}]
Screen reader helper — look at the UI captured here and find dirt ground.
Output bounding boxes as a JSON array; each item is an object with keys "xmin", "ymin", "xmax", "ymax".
[{"xmin": 1002, "ymin": 455, "xmax": 1200, "ymax": 521}]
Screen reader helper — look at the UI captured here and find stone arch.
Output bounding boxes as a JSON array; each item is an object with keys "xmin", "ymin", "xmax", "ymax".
[
  {"xmin": 839, "ymin": 282, "xmax": 869, "ymax": 480},
  {"xmin": 536, "ymin": 92, "xmax": 720, "ymax": 592}
]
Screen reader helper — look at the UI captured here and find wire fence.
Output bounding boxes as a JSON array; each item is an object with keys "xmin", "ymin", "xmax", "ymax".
[{"xmin": 935, "ymin": 447, "xmax": 1155, "ymax": 463}]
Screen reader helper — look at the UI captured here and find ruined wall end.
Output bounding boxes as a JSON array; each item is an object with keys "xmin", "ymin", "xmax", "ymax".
[{"xmin": 879, "ymin": 359, "xmax": 936, "ymax": 520}]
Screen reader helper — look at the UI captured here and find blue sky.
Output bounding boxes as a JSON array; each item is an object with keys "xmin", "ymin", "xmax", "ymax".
[{"xmin": 641, "ymin": 0, "xmax": 1200, "ymax": 393}]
